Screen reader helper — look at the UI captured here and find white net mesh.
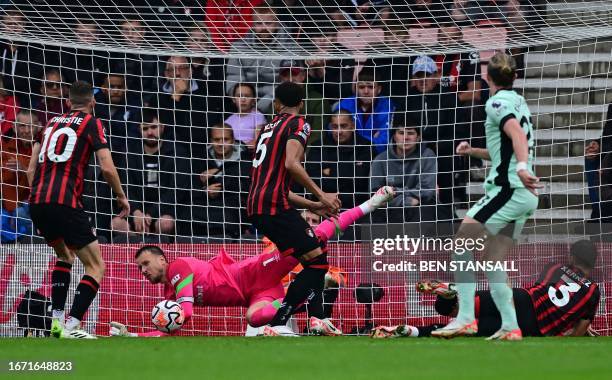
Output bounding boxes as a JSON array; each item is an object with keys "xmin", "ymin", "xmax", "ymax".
[{"xmin": 0, "ymin": 0, "xmax": 611, "ymax": 337}]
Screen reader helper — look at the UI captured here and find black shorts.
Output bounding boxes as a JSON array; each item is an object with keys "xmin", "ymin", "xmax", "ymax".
[
  {"xmin": 476, "ymin": 288, "xmax": 541, "ymax": 337},
  {"xmin": 250, "ymin": 209, "xmax": 321, "ymax": 258},
  {"xmin": 434, "ymin": 288, "xmax": 542, "ymax": 337},
  {"xmin": 30, "ymin": 203, "xmax": 97, "ymax": 250}
]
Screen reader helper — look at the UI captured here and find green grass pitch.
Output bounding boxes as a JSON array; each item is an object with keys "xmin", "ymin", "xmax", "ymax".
[{"xmin": 1, "ymin": 337, "xmax": 610, "ymax": 380}]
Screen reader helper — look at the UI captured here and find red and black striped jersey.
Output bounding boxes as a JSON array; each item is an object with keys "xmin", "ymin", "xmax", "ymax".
[
  {"xmin": 29, "ymin": 111, "xmax": 108, "ymax": 209},
  {"xmin": 527, "ymin": 263, "xmax": 600, "ymax": 336},
  {"xmin": 247, "ymin": 113, "xmax": 311, "ymax": 216}
]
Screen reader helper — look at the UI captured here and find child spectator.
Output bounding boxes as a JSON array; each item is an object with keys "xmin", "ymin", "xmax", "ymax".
[
  {"xmin": 370, "ymin": 112, "xmax": 437, "ymax": 223},
  {"xmin": 225, "ymin": 83, "xmax": 267, "ymax": 149}
]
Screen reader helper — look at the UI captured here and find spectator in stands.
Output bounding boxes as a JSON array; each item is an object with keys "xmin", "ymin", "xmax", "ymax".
[
  {"xmin": 333, "ymin": 67, "xmax": 396, "ymax": 153},
  {"xmin": 84, "ymin": 73, "xmax": 143, "ymax": 239},
  {"xmin": 61, "ymin": 20, "xmax": 108, "ymax": 87},
  {"xmin": 205, "ymin": 0, "xmax": 264, "ymax": 52},
  {"xmin": 0, "ymin": 110, "xmax": 41, "ymax": 242},
  {"xmin": 451, "ymin": 0, "xmax": 526, "ymax": 30},
  {"xmin": 226, "ymin": 6, "xmax": 296, "ymax": 114},
  {"xmin": 0, "ymin": 78, "xmax": 18, "ymax": 137},
  {"xmin": 0, "ymin": 8, "xmax": 43, "ymax": 108},
  {"xmin": 402, "ymin": 0, "xmax": 455, "ymax": 28},
  {"xmin": 151, "ymin": 55, "xmax": 218, "ymax": 155},
  {"xmin": 370, "ymin": 112, "xmax": 437, "ymax": 223},
  {"xmin": 585, "ymin": 103, "xmax": 612, "ymax": 220},
  {"xmin": 95, "ymin": 73, "xmax": 141, "ymax": 154},
  {"xmin": 225, "ymin": 83, "xmax": 267, "ymax": 149},
  {"xmin": 329, "ymin": 0, "xmax": 392, "ymax": 28},
  {"xmin": 278, "ymin": 59, "xmax": 330, "ymax": 144},
  {"xmin": 306, "ymin": 109, "xmax": 374, "ymax": 210},
  {"xmin": 304, "ymin": 28, "xmax": 355, "ymax": 101},
  {"xmin": 192, "ymin": 124, "xmax": 251, "ymax": 240},
  {"xmin": 437, "ymin": 26, "xmax": 486, "ymax": 191},
  {"xmin": 34, "ymin": 69, "xmax": 69, "ymax": 126},
  {"xmin": 405, "ymin": 55, "xmax": 458, "ymax": 221},
  {"xmin": 187, "ymin": 24, "xmax": 229, "ymax": 119},
  {"xmin": 113, "ymin": 110, "xmax": 191, "ymax": 240},
  {"xmin": 597, "ymin": 153, "xmax": 612, "ymax": 224},
  {"xmin": 119, "ymin": 17, "xmax": 160, "ymax": 96}
]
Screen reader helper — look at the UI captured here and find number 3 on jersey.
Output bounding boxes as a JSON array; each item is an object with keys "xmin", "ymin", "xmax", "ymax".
[
  {"xmin": 253, "ymin": 130, "xmax": 274, "ymax": 168},
  {"xmin": 548, "ymin": 278, "xmax": 581, "ymax": 307},
  {"xmin": 38, "ymin": 127, "xmax": 77, "ymax": 163}
]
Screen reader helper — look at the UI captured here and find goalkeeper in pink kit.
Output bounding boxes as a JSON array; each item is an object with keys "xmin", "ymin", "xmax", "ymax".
[{"xmin": 109, "ymin": 186, "xmax": 394, "ymax": 337}]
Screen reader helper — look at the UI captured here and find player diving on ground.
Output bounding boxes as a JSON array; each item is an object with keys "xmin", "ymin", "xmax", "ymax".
[{"xmin": 109, "ymin": 186, "xmax": 394, "ymax": 337}]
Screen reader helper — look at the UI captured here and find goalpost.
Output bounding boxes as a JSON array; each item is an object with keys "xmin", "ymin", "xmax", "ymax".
[{"xmin": 0, "ymin": 0, "xmax": 611, "ymax": 337}]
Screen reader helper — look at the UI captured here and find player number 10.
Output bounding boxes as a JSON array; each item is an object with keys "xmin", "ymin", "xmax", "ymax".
[{"xmin": 38, "ymin": 127, "xmax": 77, "ymax": 163}]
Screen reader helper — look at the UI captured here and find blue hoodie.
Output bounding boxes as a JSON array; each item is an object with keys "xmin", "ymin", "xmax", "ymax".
[{"xmin": 333, "ymin": 96, "xmax": 396, "ymax": 153}]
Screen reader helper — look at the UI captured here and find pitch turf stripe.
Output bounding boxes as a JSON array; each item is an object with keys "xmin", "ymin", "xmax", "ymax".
[{"xmin": 175, "ymin": 274, "xmax": 194, "ymax": 294}]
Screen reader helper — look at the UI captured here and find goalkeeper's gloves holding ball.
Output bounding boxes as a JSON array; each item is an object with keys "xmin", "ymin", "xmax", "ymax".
[{"xmin": 109, "ymin": 321, "xmax": 137, "ymax": 337}]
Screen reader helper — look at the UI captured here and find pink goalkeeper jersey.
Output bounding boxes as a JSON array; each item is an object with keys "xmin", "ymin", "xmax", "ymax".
[{"xmin": 163, "ymin": 253, "xmax": 247, "ymax": 308}]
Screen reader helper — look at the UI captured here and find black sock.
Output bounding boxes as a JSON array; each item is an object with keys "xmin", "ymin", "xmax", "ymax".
[
  {"xmin": 306, "ymin": 290, "xmax": 324, "ymax": 319},
  {"xmin": 69, "ymin": 275, "xmax": 100, "ymax": 322},
  {"xmin": 418, "ymin": 324, "xmax": 445, "ymax": 337},
  {"xmin": 323, "ymin": 288, "xmax": 339, "ymax": 319},
  {"xmin": 51, "ymin": 261, "xmax": 72, "ymax": 314},
  {"xmin": 270, "ymin": 254, "xmax": 328, "ymax": 326}
]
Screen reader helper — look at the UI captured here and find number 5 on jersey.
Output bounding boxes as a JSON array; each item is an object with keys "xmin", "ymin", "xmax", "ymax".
[
  {"xmin": 38, "ymin": 127, "xmax": 78, "ymax": 163},
  {"xmin": 253, "ymin": 130, "xmax": 274, "ymax": 168}
]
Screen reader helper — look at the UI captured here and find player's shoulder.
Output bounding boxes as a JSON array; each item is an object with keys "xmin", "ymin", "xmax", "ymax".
[{"xmin": 486, "ymin": 90, "xmax": 521, "ymax": 115}]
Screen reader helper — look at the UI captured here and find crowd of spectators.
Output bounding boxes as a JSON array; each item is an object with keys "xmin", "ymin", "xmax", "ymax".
[{"xmin": 0, "ymin": 1, "xmax": 548, "ymax": 242}]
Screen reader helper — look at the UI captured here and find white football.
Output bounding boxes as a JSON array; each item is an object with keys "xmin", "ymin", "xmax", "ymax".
[{"xmin": 151, "ymin": 300, "xmax": 184, "ymax": 333}]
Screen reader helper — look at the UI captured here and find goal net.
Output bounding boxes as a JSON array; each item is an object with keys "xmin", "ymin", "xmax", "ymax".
[{"xmin": 0, "ymin": 0, "xmax": 611, "ymax": 337}]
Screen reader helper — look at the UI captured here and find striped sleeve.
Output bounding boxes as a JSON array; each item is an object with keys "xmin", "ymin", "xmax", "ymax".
[
  {"xmin": 286, "ymin": 117, "xmax": 310, "ymax": 147},
  {"xmin": 90, "ymin": 118, "xmax": 109, "ymax": 150}
]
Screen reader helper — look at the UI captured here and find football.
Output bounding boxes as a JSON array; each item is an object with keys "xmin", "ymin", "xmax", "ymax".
[{"xmin": 151, "ymin": 300, "xmax": 184, "ymax": 333}]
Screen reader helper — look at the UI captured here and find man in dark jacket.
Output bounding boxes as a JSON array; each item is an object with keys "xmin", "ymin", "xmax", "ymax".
[
  {"xmin": 306, "ymin": 109, "xmax": 374, "ymax": 210},
  {"xmin": 192, "ymin": 124, "xmax": 251, "ymax": 239},
  {"xmin": 111, "ymin": 109, "xmax": 191, "ymax": 240},
  {"xmin": 405, "ymin": 56, "xmax": 460, "ymax": 221},
  {"xmin": 150, "ymin": 55, "xmax": 223, "ymax": 157}
]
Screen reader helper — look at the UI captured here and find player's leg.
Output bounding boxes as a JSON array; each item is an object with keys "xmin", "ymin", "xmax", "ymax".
[
  {"xmin": 49, "ymin": 241, "xmax": 76, "ymax": 336},
  {"xmin": 431, "ymin": 215, "xmax": 484, "ymax": 338},
  {"xmin": 269, "ymin": 245, "xmax": 328, "ymax": 327},
  {"xmin": 57, "ymin": 207, "xmax": 103, "ymax": 339},
  {"xmin": 61, "ymin": 240, "xmax": 104, "ymax": 337},
  {"xmin": 247, "ymin": 286, "xmax": 299, "ymax": 336},
  {"xmin": 247, "ymin": 299, "xmax": 283, "ymax": 328},
  {"xmin": 252, "ymin": 209, "xmax": 329, "ymax": 329},
  {"xmin": 314, "ymin": 186, "xmax": 395, "ymax": 243},
  {"xmin": 371, "ymin": 324, "xmax": 437, "ymax": 338},
  {"xmin": 482, "ymin": 189, "xmax": 537, "ymax": 340},
  {"xmin": 29, "ymin": 204, "xmax": 76, "ymax": 337}
]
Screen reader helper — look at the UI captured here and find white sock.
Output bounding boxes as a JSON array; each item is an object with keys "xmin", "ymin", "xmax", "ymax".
[
  {"xmin": 487, "ymin": 270, "xmax": 519, "ymax": 331},
  {"xmin": 406, "ymin": 325, "xmax": 419, "ymax": 337},
  {"xmin": 52, "ymin": 310, "xmax": 64, "ymax": 320},
  {"xmin": 64, "ymin": 316, "xmax": 81, "ymax": 331},
  {"xmin": 454, "ymin": 250, "xmax": 476, "ymax": 324}
]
